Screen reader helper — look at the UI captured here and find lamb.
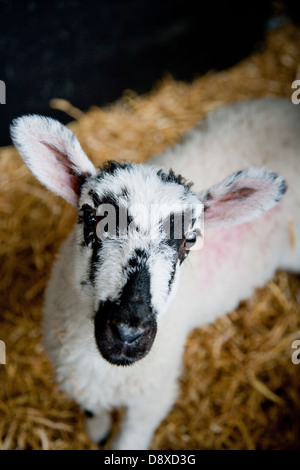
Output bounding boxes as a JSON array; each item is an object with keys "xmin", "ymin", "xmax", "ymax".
[{"xmin": 10, "ymin": 98, "xmax": 300, "ymax": 450}]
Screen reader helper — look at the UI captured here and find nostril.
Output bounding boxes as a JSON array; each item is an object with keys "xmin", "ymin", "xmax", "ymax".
[{"xmin": 113, "ymin": 323, "xmax": 144, "ymax": 344}]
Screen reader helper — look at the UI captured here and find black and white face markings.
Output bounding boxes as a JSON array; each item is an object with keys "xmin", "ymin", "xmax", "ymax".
[{"xmin": 76, "ymin": 162, "xmax": 202, "ymax": 365}]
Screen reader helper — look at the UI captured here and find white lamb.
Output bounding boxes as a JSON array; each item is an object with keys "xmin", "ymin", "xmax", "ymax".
[{"xmin": 10, "ymin": 98, "xmax": 300, "ymax": 450}]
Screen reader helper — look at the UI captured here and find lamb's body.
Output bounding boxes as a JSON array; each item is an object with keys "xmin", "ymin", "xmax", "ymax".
[{"xmin": 12, "ymin": 98, "xmax": 300, "ymax": 450}]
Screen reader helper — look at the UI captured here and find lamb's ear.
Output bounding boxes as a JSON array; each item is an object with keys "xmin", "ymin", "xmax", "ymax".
[
  {"xmin": 198, "ymin": 168, "xmax": 287, "ymax": 230},
  {"xmin": 10, "ymin": 115, "xmax": 97, "ymax": 206}
]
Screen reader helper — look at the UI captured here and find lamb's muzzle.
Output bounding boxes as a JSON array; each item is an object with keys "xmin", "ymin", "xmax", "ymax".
[{"xmin": 94, "ymin": 263, "xmax": 157, "ymax": 366}]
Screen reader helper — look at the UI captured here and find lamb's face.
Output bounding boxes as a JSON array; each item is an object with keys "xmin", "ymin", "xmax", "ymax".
[{"xmin": 75, "ymin": 162, "xmax": 203, "ymax": 366}]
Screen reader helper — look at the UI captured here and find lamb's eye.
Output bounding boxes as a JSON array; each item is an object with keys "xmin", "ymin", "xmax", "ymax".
[
  {"xmin": 184, "ymin": 233, "xmax": 197, "ymax": 250},
  {"xmin": 83, "ymin": 205, "xmax": 97, "ymax": 230}
]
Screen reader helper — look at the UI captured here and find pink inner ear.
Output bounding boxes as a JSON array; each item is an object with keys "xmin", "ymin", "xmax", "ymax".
[
  {"xmin": 204, "ymin": 186, "xmax": 261, "ymax": 225},
  {"xmin": 219, "ymin": 187, "xmax": 257, "ymax": 202},
  {"xmin": 41, "ymin": 141, "xmax": 81, "ymax": 196}
]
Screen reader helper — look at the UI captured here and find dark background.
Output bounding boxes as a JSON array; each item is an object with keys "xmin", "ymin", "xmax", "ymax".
[{"xmin": 0, "ymin": 0, "xmax": 299, "ymax": 146}]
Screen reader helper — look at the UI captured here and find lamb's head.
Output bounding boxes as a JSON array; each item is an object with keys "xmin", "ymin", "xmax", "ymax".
[
  {"xmin": 76, "ymin": 161, "xmax": 204, "ymax": 365},
  {"xmin": 10, "ymin": 115, "xmax": 287, "ymax": 366}
]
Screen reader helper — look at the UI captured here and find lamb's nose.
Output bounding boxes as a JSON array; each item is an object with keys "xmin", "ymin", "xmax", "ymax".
[{"xmin": 114, "ymin": 324, "xmax": 144, "ymax": 344}]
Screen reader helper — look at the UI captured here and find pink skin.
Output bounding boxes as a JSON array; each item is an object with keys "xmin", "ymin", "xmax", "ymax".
[
  {"xmin": 197, "ymin": 225, "xmax": 248, "ymax": 285},
  {"xmin": 196, "ymin": 202, "xmax": 283, "ymax": 287}
]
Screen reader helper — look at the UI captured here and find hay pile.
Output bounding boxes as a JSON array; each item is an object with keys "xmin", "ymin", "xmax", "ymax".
[{"xmin": 0, "ymin": 22, "xmax": 300, "ymax": 450}]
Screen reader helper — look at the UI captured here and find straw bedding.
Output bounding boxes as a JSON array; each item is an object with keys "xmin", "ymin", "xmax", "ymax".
[{"xmin": 0, "ymin": 22, "xmax": 300, "ymax": 450}]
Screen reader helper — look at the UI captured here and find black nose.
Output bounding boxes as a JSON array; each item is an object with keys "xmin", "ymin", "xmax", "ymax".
[
  {"xmin": 112, "ymin": 323, "xmax": 144, "ymax": 344},
  {"xmin": 94, "ymin": 301, "xmax": 157, "ymax": 366},
  {"xmin": 94, "ymin": 262, "xmax": 157, "ymax": 365}
]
